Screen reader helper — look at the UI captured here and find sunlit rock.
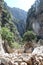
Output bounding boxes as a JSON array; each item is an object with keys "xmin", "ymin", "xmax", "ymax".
[{"xmin": 32, "ymin": 46, "xmax": 43, "ymax": 56}]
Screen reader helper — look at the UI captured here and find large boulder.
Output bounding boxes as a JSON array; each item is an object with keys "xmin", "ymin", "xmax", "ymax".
[
  {"xmin": 24, "ymin": 41, "xmax": 35, "ymax": 53},
  {"xmin": 32, "ymin": 46, "xmax": 43, "ymax": 56},
  {"xmin": 3, "ymin": 40, "xmax": 14, "ymax": 53}
]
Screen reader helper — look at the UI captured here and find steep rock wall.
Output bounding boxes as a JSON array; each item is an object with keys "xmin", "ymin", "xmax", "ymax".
[
  {"xmin": 26, "ymin": 0, "xmax": 43, "ymax": 38},
  {"xmin": 0, "ymin": 0, "xmax": 5, "ymax": 54}
]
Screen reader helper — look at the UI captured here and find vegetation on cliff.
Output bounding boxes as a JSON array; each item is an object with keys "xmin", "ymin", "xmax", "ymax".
[
  {"xmin": 23, "ymin": 31, "xmax": 36, "ymax": 42},
  {"xmin": 26, "ymin": 0, "xmax": 43, "ymax": 41},
  {"xmin": 0, "ymin": 0, "xmax": 22, "ymax": 48}
]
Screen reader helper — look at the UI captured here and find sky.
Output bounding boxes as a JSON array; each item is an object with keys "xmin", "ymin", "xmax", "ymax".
[{"xmin": 4, "ymin": 0, "xmax": 35, "ymax": 11}]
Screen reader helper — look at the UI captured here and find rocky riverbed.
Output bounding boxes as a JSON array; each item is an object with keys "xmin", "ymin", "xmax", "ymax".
[{"xmin": 0, "ymin": 46, "xmax": 43, "ymax": 65}]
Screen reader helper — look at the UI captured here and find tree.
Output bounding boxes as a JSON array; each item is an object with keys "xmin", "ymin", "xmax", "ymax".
[
  {"xmin": 1, "ymin": 27, "xmax": 14, "ymax": 46},
  {"xmin": 23, "ymin": 31, "xmax": 36, "ymax": 42},
  {"xmin": 1, "ymin": 1, "xmax": 22, "ymax": 43}
]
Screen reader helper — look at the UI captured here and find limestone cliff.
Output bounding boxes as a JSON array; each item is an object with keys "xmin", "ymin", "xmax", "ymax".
[
  {"xmin": 26, "ymin": 0, "xmax": 43, "ymax": 39},
  {"xmin": 0, "ymin": 0, "xmax": 5, "ymax": 54}
]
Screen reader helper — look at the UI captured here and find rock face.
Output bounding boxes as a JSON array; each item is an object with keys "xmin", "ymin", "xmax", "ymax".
[
  {"xmin": 26, "ymin": 0, "xmax": 43, "ymax": 39},
  {"xmin": 0, "ymin": 0, "xmax": 5, "ymax": 54},
  {"xmin": 32, "ymin": 13, "xmax": 43, "ymax": 38},
  {"xmin": 4, "ymin": 2, "xmax": 27, "ymax": 36},
  {"xmin": 0, "ymin": 38, "xmax": 5, "ymax": 54}
]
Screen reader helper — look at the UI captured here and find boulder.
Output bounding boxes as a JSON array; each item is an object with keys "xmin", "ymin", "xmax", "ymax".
[
  {"xmin": 20, "ymin": 62, "xmax": 27, "ymax": 65},
  {"xmin": 3, "ymin": 40, "xmax": 14, "ymax": 53},
  {"xmin": 32, "ymin": 46, "xmax": 43, "ymax": 56},
  {"xmin": 24, "ymin": 41, "xmax": 34, "ymax": 53}
]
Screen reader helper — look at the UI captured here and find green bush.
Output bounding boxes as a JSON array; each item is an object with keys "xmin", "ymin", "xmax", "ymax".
[
  {"xmin": 1, "ymin": 27, "xmax": 21, "ymax": 48},
  {"xmin": 10, "ymin": 42, "xmax": 21, "ymax": 48},
  {"xmin": 23, "ymin": 31, "xmax": 36, "ymax": 42},
  {"xmin": 1, "ymin": 27, "xmax": 14, "ymax": 44}
]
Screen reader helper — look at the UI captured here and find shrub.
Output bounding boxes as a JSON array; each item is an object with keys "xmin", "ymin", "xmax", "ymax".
[
  {"xmin": 23, "ymin": 31, "xmax": 36, "ymax": 42},
  {"xmin": 10, "ymin": 42, "xmax": 21, "ymax": 48},
  {"xmin": 1, "ymin": 27, "xmax": 14, "ymax": 45}
]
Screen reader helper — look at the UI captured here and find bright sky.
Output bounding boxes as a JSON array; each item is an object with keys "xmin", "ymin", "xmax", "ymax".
[{"xmin": 4, "ymin": 0, "xmax": 35, "ymax": 11}]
